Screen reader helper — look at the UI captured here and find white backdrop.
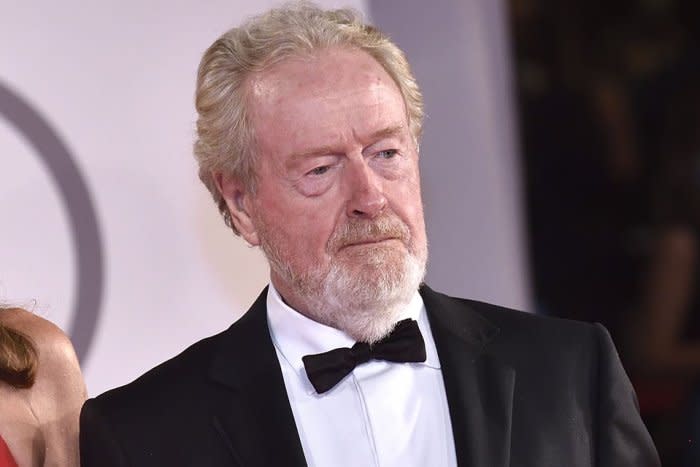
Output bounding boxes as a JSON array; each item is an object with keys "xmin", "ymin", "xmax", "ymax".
[{"xmin": 0, "ymin": 0, "xmax": 529, "ymax": 396}]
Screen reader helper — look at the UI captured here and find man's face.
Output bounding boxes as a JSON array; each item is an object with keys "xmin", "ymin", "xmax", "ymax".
[{"xmin": 224, "ymin": 47, "xmax": 427, "ymax": 342}]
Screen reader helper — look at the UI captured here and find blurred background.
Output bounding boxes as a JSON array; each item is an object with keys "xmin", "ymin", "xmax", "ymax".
[
  {"xmin": 1, "ymin": 0, "xmax": 696, "ymax": 464},
  {"xmin": 509, "ymin": 0, "xmax": 700, "ymax": 466},
  {"xmin": 511, "ymin": 0, "xmax": 700, "ymax": 464}
]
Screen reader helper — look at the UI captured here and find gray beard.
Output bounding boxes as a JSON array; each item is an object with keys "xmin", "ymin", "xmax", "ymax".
[
  {"xmin": 259, "ymin": 219, "xmax": 427, "ymax": 343},
  {"xmin": 304, "ymin": 246, "xmax": 426, "ymax": 344}
]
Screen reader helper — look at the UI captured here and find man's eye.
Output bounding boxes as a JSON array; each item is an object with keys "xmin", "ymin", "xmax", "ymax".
[
  {"xmin": 377, "ymin": 149, "xmax": 398, "ymax": 159},
  {"xmin": 308, "ymin": 165, "xmax": 331, "ymax": 176}
]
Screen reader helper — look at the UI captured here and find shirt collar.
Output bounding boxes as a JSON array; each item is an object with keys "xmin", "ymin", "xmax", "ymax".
[{"xmin": 266, "ymin": 282, "xmax": 442, "ymax": 391}]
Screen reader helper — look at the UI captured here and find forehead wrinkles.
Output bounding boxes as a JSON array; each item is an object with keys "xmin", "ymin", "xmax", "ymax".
[
  {"xmin": 247, "ymin": 49, "xmax": 409, "ymax": 170},
  {"xmin": 252, "ymin": 68, "xmax": 392, "ymax": 106},
  {"xmin": 251, "ymin": 74, "xmax": 405, "ymax": 140}
]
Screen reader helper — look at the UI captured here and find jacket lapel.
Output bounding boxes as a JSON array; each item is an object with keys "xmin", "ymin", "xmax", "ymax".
[
  {"xmin": 208, "ymin": 287, "xmax": 307, "ymax": 467},
  {"xmin": 204, "ymin": 285, "xmax": 513, "ymax": 467},
  {"xmin": 421, "ymin": 285, "xmax": 515, "ymax": 467}
]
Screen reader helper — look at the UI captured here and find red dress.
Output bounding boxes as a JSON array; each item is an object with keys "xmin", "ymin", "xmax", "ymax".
[{"xmin": 0, "ymin": 435, "xmax": 17, "ymax": 467}]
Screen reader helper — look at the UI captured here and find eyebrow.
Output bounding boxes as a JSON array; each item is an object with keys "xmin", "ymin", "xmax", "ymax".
[
  {"xmin": 286, "ymin": 123, "xmax": 407, "ymax": 164},
  {"xmin": 366, "ymin": 124, "xmax": 405, "ymax": 143}
]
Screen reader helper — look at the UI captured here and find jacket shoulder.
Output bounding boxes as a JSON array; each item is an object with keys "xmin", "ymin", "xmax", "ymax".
[
  {"xmin": 89, "ymin": 326, "xmax": 229, "ymax": 415},
  {"xmin": 468, "ymin": 297, "xmax": 599, "ymax": 332},
  {"xmin": 421, "ymin": 286, "xmax": 611, "ymax": 367},
  {"xmin": 429, "ymin": 287, "xmax": 603, "ymax": 340}
]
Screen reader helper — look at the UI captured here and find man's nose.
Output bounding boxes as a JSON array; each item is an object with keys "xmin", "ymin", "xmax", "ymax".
[{"xmin": 345, "ymin": 160, "xmax": 387, "ymax": 219}]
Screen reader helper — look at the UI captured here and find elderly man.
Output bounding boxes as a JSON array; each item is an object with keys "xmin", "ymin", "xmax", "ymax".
[{"xmin": 80, "ymin": 4, "xmax": 659, "ymax": 466}]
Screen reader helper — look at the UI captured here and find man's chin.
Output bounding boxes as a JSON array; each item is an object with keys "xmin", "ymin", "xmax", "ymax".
[
  {"xmin": 266, "ymin": 241, "xmax": 427, "ymax": 342},
  {"xmin": 319, "ymin": 254, "xmax": 426, "ymax": 343}
]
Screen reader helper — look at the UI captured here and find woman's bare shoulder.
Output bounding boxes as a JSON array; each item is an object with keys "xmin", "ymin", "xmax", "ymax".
[
  {"xmin": 1, "ymin": 307, "xmax": 85, "ymax": 397},
  {"xmin": 1, "ymin": 308, "xmax": 86, "ymax": 465}
]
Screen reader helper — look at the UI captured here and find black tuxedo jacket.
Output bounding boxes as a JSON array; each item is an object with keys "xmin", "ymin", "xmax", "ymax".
[{"xmin": 80, "ymin": 286, "xmax": 659, "ymax": 466}]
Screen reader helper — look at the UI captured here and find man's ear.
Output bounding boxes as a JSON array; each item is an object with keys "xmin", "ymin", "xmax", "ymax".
[{"xmin": 212, "ymin": 171, "xmax": 260, "ymax": 246}]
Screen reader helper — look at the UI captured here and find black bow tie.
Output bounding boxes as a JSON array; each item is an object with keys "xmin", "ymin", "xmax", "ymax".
[{"xmin": 302, "ymin": 319, "xmax": 426, "ymax": 394}]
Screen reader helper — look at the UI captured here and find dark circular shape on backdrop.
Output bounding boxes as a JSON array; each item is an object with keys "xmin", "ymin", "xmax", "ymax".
[{"xmin": 0, "ymin": 81, "xmax": 103, "ymax": 364}]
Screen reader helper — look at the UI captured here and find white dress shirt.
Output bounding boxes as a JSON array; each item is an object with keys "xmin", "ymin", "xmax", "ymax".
[{"xmin": 266, "ymin": 284, "xmax": 458, "ymax": 467}]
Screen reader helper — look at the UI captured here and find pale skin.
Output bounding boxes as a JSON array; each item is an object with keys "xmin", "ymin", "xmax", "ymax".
[
  {"xmin": 0, "ymin": 308, "xmax": 86, "ymax": 466},
  {"xmin": 214, "ymin": 47, "xmax": 427, "ymax": 322}
]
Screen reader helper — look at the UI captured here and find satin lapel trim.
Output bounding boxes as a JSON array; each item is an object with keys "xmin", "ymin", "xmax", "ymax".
[
  {"xmin": 421, "ymin": 285, "xmax": 515, "ymax": 467},
  {"xmin": 208, "ymin": 287, "xmax": 307, "ymax": 467}
]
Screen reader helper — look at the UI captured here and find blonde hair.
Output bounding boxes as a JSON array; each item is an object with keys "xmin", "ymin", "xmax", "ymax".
[
  {"xmin": 0, "ymin": 308, "xmax": 38, "ymax": 389},
  {"xmin": 193, "ymin": 1, "xmax": 424, "ymax": 233}
]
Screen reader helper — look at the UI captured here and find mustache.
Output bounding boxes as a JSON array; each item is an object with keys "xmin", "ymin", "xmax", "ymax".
[{"xmin": 328, "ymin": 214, "xmax": 410, "ymax": 251}]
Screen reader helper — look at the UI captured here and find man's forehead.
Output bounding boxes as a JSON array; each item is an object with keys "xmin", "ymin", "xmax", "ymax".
[
  {"xmin": 248, "ymin": 48, "xmax": 399, "ymax": 107},
  {"xmin": 245, "ymin": 48, "xmax": 409, "ymax": 156}
]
